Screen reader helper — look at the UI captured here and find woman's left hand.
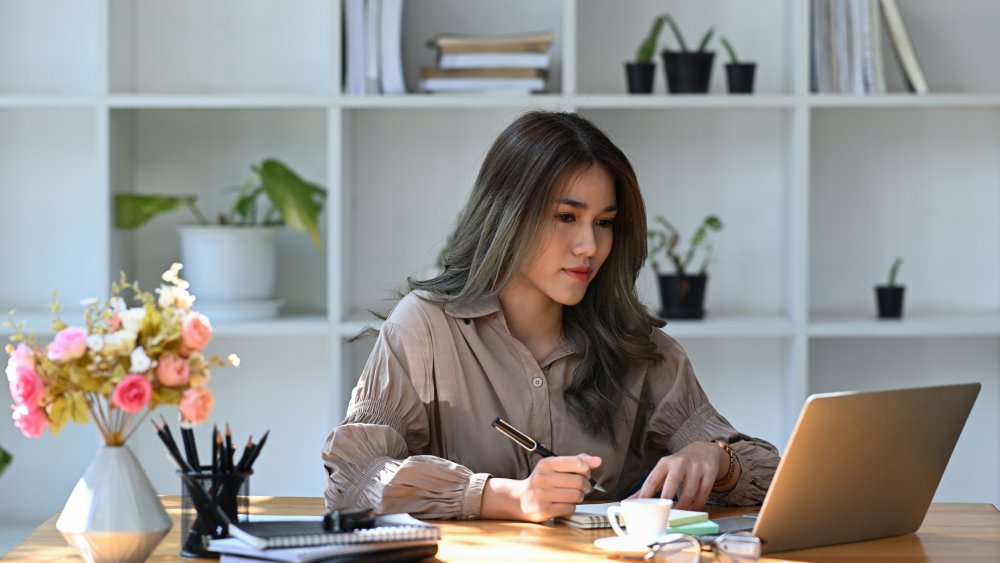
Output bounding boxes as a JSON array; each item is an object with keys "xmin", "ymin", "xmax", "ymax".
[{"xmin": 627, "ymin": 441, "xmax": 728, "ymax": 511}]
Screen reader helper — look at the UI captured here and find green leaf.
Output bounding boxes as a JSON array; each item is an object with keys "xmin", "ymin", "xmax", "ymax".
[
  {"xmin": 115, "ymin": 194, "xmax": 198, "ymax": 229},
  {"xmin": 636, "ymin": 16, "xmax": 665, "ymax": 63},
  {"xmin": 0, "ymin": 443, "xmax": 11, "ymax": 479},
  {"xmin": 234, "ymin": 187, "xmax": 264, "ymax": 221},
  {"xmin": 697, "ymin": 27, "xmax": 715, "ymax": 52},
  {"xmin": 721, "ymin": 37, "xmax": 739, "ymax": 63},
  {"xmin": 888, "ymin": 256, "xmax": 903, "ymax": 287},
  {"xmin": 704, "ymin": 215, "xmax": 724, "ymax": 231},
  {"xmin": 647, "ymin": 230, "xmax": 667, "ymax": 260},
  {"xmin": 70, "ymin": 391, "xmax": 90, "ymax": 424},
  {"xmin": 257, "ymin": 159, "xmax": 327, "ymax": 249},
  {"xmin": 663, "ymin": 13, "xmax": 688, "ymax": 52},
  {"xmin": 48, "ymin": 396, "xmax": 70, "ymax": 436}
]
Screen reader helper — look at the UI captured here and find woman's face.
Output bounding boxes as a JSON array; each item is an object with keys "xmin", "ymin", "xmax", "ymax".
[{"xmin": 520, "ymin": 163, "xmax": 617, "ymax": 306}]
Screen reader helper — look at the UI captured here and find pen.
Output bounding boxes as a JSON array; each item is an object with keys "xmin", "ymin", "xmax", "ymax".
[{"xmin": 492, "ymin": 417, "xmax": 606, "ymax": 494}]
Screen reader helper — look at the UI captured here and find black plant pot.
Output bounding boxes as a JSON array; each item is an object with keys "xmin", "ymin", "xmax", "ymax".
[
  {"xmin": 726, "ymin": 63, "xmax": 756, "ymax": 93},
  {"xmin": 625, "ymin": 62, "xmax": 656, "ymax": 94},
  {"xmin": 876, "ymin": 286, "xmax": 905, "ymax": 319},
  {"xmin": 661, "ymin": 51, "xmax": 715, "ymax": 94},
  {"xmin": 658, "ymin": 274, "xmax": 708, "ymax": 319}
]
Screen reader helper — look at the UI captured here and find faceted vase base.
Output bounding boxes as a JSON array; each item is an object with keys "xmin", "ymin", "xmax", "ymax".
[{"xmin": 61, "ymin": 530, "xmax": 170, "ymax": 563}]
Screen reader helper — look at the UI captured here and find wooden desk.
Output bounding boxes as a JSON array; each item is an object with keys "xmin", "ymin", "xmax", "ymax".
[{"xmin": 3, "ymin": 498, "xmax": 998, "ymax": 563}]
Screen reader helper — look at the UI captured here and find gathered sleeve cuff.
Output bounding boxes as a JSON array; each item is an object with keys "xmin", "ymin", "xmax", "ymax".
[
  {"xmin": 322, "ymin": 318, "xmax": 489, "ymax": 519},
  {"xmin": 640, "ymin": 334, "xmax": 780, "ymax": 506}
]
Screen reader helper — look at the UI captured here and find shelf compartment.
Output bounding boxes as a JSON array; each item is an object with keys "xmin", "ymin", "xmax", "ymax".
[
  {"xmin": 398, "ymin": 0, "xmax": 565, "ymax": 95},
  {"xmin": 809, "ymin": 336, "xmax": 1000, "ymax": 503},
  {"xmin": 0, "ymin": 109, "xmax": 103, "ymax": 311},
  {"xmin": 579, "ymin": 108, "xmax": 795, "ymax": 317},
  {"xmin": 810, "ymin": 108, "xmax": 1000, "ymax": 313},
  {"xmin": 109, "ymin": 0, "xmax": 333, "ymax": 94},
  {"xmin": 808, "ymin": 93, "xmax": 1000, "ymax": 108},
  {"xmin": 0, "ymin": 0, "xmax": 100, "ymax": 94},
  {"xmin": 576, "ymin": 0, "xmax": 795, "ymax": 95},
  {"xmin": 338, "ymin": 94, "xmax": 567, "ymax": 110},
  {"xmin": 107, "ymin": 94, "xmax": 332, "ymax": 109},
  {"xmin": 109, "ymin": 108, "xmax": 329, "ymax": 314},
  {"xmin": 576, "ymin": 94, "xmax": 798, "ymax": 110},
  {"xmin": 809, "ymin": 312, "xmax": 1000, "ymax": 338}
]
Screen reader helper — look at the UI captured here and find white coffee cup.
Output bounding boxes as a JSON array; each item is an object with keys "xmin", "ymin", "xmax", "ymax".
[{"xmin": 607, "ymin": 498, "xmax": 673, "ymax": 545}]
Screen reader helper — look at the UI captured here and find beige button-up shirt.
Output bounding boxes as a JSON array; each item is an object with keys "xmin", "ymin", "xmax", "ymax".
[{"xmin": 322, "ymin": 291, "xmax": 780, "ymax": 519}]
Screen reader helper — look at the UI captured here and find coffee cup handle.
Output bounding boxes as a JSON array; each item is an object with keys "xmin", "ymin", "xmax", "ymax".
[{"xmin": 607, "ymin": 506, "xmax": 626, "ymax": 538}]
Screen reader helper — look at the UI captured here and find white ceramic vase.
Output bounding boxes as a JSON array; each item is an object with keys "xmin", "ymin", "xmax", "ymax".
[
  {"xmin": 177, "ymin": 225, "xmax": 282, "ymax": 321},
  {"xmin": 56, "ymin": 445, "xmax": 172, "ymax": 563}
]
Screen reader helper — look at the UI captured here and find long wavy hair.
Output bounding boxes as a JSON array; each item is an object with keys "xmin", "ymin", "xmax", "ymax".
[{"xmin": 404, "ymin": 111, "xmax": 664, "ymax": 443}]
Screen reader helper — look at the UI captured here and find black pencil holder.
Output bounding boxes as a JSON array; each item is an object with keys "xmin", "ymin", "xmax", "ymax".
[{"xmin": 179, "ymin": 470, "xmax": 252, "ymax": 558}]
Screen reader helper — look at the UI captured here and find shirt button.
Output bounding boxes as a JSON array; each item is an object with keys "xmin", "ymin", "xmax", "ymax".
[
  {"xmin": 532, "ymin": 377, "xmax": 543, "ymax": 388},
  {"xmin": 728, "ymin": 493, "xmax": 739, "ymax": 503}
]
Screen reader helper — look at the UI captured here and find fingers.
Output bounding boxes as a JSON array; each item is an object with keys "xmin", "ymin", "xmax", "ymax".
[
  {"xmin": 540, "ymin": 455, "xmax": 593, "ymax": 478},
  {"xmin": 578, "ymin": 454, "xmax": 603, "ymax": 469},
  {"xmin": 637, "ymin": 458, "xmax": 671, "ymax": 499},
  {"xmin": 660, "ymin": 464, "xmax": 684, "ymax": 503},
  {"xmin": 692, "ymin": 473, "xmax": 714, "ymax": 511}
]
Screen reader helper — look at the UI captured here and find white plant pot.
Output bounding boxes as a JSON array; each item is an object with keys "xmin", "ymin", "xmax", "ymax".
[
  {"xmin": 177, "ymin": 226, "xmax": 282, "ymax": 321},
  {"xmin": 56, "ymin": 445, "xmax": 172, "ymax": 563}
]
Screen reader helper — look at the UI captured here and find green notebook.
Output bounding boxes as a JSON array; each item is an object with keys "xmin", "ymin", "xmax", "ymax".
[{"xmin": 664, "ymin": 520, "xmax": 720, "ymax": 535}]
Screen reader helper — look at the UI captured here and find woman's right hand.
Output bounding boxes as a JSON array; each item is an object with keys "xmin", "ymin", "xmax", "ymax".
[{"xmin": 481, "ymin": 455, "xmax": 602, "ymax": 522}]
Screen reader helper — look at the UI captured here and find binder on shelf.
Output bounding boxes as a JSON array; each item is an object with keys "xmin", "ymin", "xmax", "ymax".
[
  {"xmin": 379, "ymin": 0, "xmax": 406, "ymax": 94},
  {"xmin": 344, "ymin": 0, "xmax": 366, "ymax": 94},
  {"xmin": 880, "ymin": 0, "xmax": 928, "ymax": 94},
  {"xmin": 812, "ymin": 0, "xmax": 891, "ymax": 94},
  {"xmin": 365, "ymin": 0, "xmax": 381, "ymax": 94}
]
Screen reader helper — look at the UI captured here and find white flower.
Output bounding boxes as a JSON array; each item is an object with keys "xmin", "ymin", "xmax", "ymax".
[
  {"xmin": 104, "ymin": 330, "xmax": 137, "ymax": 354},
  {"xmin": 156, "ymin": 285, "xmax": 175, "ymax": 308},
  {"xmin": 130, "ymin": 346, "xmax": 151, "ymax": 373},
  {"xmin": 86, "ymin": 334, "xmax": 104, "ymax": 352},
  {"xmin": 80, "ymin": 298, "xmax": 99, "ymax": 307},
  {"xmin": 171, "ymin": 286, "xmax": 195, "ymax": 311},
  {"xmin": 109, "ymin": 297, "xmax": 127, "ymax": 313},
  {"xmin": 120, "ymin": 307, "xmax": 146, "ymax": 333},
  {"xmin": 5, "ymin": 360, "xmax": 16, "ymax": 383}
]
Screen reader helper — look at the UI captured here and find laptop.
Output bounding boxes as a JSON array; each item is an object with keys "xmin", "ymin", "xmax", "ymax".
[{"xmin": 704, "ymin": 383, "xmax": 980, "ymax": 554}]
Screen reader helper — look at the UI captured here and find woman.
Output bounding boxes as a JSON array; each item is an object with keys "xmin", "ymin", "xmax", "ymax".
[{"xmin": 322, "ymin": 111, "xmax": 779, "ymax": 522}]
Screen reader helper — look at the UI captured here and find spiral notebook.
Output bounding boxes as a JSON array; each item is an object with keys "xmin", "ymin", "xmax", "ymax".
[{"xmin": 227, "ymin": 514, "xmax": 440, "ymax": 550}]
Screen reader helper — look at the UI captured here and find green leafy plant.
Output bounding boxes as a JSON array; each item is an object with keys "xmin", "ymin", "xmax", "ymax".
[
  {"xmin": 663, "ymin": 14, "xmax": 714, "ymax": 53},
  {"xmin": 0, "ymin": 443, "xmax": 10, "ymax": 479},
  {"xmin": 887, "ymin": 257, "xmax": 903, "ymax": 287},
  {"xmin": 721, "ymin": 37, "xmax": 740, "ymax": 63},
  {"xmin": 115, "ymin": 159, "xmax": 327, "ymax": 248},
  {"xmin": 647, "ymin": 215, "xmax": 724, "ymax": 276},
  {"xmin": 636, "ymin": 16, "xmax": 665, "ymax": 63}
]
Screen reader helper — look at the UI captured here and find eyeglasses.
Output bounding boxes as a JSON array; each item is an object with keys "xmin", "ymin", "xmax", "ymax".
[{"xmin": 645, "ymin": 532, "xmax": 761, "ymax": 563}]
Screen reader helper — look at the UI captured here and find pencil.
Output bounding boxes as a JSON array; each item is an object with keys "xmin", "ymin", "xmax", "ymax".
[
  {"xmin": 225, "ymin": 424, "xmax": 234, "ymax": 472},
  {"xmin": 245, "ymin": 430, "xmax": 269, "ymax": 470},
  {"xmin": 236, "ymin": 436, "xmax": 253, "ymax": 473}
]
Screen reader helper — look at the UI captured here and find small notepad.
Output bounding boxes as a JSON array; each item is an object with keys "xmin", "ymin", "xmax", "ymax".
[{"xmin": 554, "ymin": 503, "xmax": 709, "ymax": 529}]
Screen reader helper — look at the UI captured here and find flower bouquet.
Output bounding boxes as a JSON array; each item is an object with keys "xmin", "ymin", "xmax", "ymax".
[{"xmin": 5, "ymin": 263, "xmax": 238, "ymax": 563}]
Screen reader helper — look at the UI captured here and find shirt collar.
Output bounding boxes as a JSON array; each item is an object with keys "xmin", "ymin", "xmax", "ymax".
[{"xmin": 443, "ymin": 297, "xmax": 502, "ymax": 319}]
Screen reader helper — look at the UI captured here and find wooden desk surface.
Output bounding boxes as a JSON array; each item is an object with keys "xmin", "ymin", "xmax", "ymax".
[{"xmin": 3, "ymin": 498, "xmax": 999, "ymax": 563}]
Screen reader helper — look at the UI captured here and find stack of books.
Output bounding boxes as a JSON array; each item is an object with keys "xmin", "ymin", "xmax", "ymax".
[
  {"xmin": 812, "ymin": 0, "xmax": 927, "ymax": 94},
  {"xmin": 208, "ymin": 514, "xmax": 440, "ymax": 563},
  {"xmin": 420, "ymin": 31, "xmax": 553, "ymax": 94}
]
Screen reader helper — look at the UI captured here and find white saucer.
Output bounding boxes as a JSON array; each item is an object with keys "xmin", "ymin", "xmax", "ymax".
[{"xmin": 593, "ymin": 536, "xmax": 651, "ymax": 558}]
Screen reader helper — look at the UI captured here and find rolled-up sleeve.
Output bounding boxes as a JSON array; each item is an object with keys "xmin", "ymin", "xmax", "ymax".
[
  {"xmin": 321, "ymin": 321, "xmax": 490, "ymax": 519},
  {"xmin": 640, "ymin": 334, "xmax": 780, "ymax": 506}
]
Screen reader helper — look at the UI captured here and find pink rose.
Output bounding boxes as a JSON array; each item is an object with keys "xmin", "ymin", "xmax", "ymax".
[
  {"xmin": 182, "ymin": 312, "xmax": 213, "ymax": 350},
  {"xmin": 9, "ymin": 366, "xmax": 44, "ymax": 406},
  {"xmin": 112, "ymin": 374, "xmax": 152, "ymax": 413},
  {"xmin": 48, "ymin": 327, "xmax": 88, "ymax": 361},
  {"xmin": 156, "ymin": 352, "xmax": 190, "ymax": 387},
  {"xmin": 12, "ymin": 403, "xmax": 48, "ymax": 439},
  {"xmin": 107, "ymin": 313, "xmax": 121, "ymax": 332},
  {"xmin": 179, "ymin": 386, "xmax": 213, "ymax": 425},
  {"xmin": 6, "ymin": 343, "xmax": 36, "ymax": 383}
]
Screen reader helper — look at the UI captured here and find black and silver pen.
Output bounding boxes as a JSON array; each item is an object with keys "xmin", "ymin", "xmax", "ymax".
[{"xmin": 492, "ymin": 417, "xmax": 606, "ymax": 494}]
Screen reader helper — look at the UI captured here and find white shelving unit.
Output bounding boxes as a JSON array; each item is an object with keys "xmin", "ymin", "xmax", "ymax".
[{"xmin": 1, "ymin": 0, "xmax": 999, "ymax": 526}]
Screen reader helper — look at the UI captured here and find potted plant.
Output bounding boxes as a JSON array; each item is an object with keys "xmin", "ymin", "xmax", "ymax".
[
  {"xmin": 721, "ymin": 37, "xmax": 756, "ymax": 94},
  {"xmin": 647, "ymin": 215, "xmax": 724, "ymax": 319},
  {"xmin": 876, "ymin": 257, "xmax": 905, "ymax": 319},
  {"xmin": 661, "ymin": 14, "xmax": 715, "ymax": 94},
  {"xmin": 0, "ymin": 443, "xmax": 9, "ymax": 479},
  {"xmin": 115, "ymin": 159, "xmax": 326, "ymax": 321},
  {"xmin": 625, "ymin": 15, "xmax": 664, "ymax": 94}
]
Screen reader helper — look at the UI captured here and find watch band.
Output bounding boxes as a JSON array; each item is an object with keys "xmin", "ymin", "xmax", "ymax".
[{"xmin": 711, "ymin": 440, "xmax": 736, "ymax": 489}]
